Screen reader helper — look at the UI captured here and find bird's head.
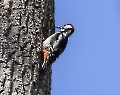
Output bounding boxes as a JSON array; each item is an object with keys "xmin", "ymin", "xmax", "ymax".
[{"xmin": 56, "ymin": 24, "xmax": 74, "ymax": 37}]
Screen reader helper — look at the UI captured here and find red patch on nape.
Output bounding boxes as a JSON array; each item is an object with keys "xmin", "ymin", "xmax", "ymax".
[
  {"xmin": 71, "ymin": 25, "xmax": 74, "ymax": 31},
  {"xmin": 67, "ymin": 24, "xmax": 74, "ymax": 31}
]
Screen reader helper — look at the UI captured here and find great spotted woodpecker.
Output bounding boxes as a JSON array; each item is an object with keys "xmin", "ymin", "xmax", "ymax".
[{"xmin": 41, "ymin": 24, "xmax": 74, "ymax": 69}]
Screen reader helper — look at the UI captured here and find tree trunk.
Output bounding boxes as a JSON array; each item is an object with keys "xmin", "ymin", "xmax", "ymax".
[{"xmin": 0, "ymin": 0, "xmax": 54, "ymax": 95}]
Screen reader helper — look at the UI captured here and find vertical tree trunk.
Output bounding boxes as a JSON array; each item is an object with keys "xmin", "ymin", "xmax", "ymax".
[{"xmin": 0, "ymin": 0, "xmax": 54, "ymax": 95}]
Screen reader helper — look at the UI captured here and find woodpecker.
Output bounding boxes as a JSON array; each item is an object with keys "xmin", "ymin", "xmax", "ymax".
[{"xmin": 41, "ymin": 24, "xmax": 74, "ymax": 69}]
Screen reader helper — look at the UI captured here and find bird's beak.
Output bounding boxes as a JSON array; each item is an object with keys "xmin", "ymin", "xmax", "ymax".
[{"xmin": 55, "ymin": 25, "xmax": 62, "ymax": 29}]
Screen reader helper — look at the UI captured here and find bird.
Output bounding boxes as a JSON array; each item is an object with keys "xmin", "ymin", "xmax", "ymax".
[{"xmin": 41, "ymin": 24, "xmax": 74, "ymax": 69}]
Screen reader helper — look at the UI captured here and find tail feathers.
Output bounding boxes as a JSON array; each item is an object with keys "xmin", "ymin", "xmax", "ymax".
[{"xmin": 41, "ymin": 61, "xmax": 47, "ymax": 70}]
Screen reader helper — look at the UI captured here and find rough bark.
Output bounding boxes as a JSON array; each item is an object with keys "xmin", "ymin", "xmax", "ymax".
[{"xmin": 0, "ymin": 0, "xmax": 54, "ymax": 95}]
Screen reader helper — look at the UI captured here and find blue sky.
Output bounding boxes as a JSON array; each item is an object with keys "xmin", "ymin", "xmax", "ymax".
[{"xmin": 52, "ymin": 0, "xmax": 120, "ymax": 95}]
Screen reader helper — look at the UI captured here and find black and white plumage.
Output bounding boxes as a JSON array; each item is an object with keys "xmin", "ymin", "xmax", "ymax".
[{"xmin": 41, "ymin": 24, "xmax": 74, "ymax": 69}]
